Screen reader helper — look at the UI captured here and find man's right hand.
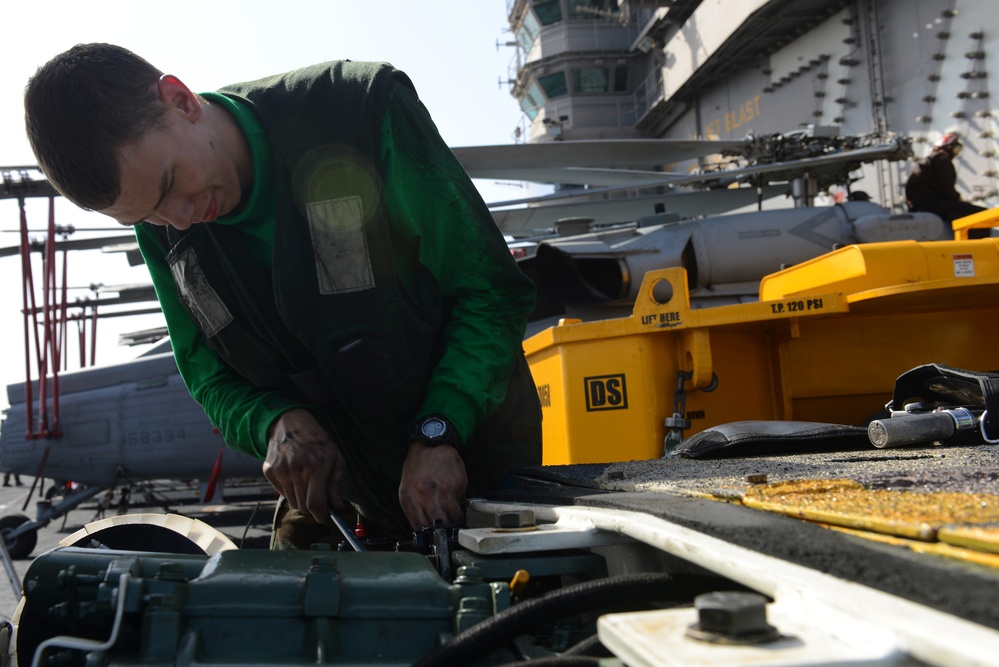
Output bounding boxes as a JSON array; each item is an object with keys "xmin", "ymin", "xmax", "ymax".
[{"xmin": 263, "ymin": 408, "xmax": 346, "ymax": 524}]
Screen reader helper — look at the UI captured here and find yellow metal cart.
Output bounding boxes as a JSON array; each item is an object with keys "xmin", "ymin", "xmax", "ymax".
[{"xmin": 526, "ymin": 234, "xmax": 999, "ymax": 465}]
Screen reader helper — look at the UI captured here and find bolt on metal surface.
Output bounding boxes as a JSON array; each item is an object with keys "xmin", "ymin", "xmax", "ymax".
[
  {"xmin": 493, "ymin": 509, "xmax": 537, "ymax": 531},
  {"xmin": 686, "ymin": 591, "xmax": 780, "ymax": 645}
]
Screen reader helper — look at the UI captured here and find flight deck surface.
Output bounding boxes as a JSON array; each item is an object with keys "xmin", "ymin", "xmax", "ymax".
[{"xmin": 505, "ymin": 442, "xmax": 999, "ymax": 631}]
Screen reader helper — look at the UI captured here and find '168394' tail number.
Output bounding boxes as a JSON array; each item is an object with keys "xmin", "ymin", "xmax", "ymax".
[{"xmin": 126, "ymin": 429, "xmax": 187, "ymax": 446}]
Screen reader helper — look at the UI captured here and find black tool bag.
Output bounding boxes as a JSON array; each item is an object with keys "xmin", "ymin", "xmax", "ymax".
[
  {"xmin": 668, "ymin": 364, "xmax": 999, "ymax": 459},
  {"xmin": 667, "ymin": 421, "xmax": 869, "ymax": 459}
]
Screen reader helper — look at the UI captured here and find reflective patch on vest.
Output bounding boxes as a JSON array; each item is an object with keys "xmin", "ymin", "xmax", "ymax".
[
  {"xmin": 306, "ymin": 195, "xmax": 375, "ymax": 294},
  {"xmin": 169, "ymin": 247, "xmax": 233, "ymax": 337}
]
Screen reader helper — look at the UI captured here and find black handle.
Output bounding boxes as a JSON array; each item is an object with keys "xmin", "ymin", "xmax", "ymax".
[{"xmin": 868, "ymin": 411, "xmax": 957, "ymax": 448}]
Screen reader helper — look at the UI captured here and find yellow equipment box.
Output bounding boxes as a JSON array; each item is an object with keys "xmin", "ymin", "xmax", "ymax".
[{"xmin": 525, "ymin": 238, "xmax": 999, "ymax": 465}]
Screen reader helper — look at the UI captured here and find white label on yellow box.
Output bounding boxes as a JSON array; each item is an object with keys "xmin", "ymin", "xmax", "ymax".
[{"xmin": 953, "ymin": 253, "xmax": 975, "ymax": 277}]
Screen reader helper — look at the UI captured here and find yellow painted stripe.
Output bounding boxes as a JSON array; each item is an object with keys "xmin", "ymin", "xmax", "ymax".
[
  {"xmin": 739, "ymin": 479, "xmax": 999, "ymax": 544},
  {"xmin": 825, "ymin": 524, "xmax": 999, "ymax": 569},
  {"xmin": 938, "ymin": 524, "xmax": 999, "ymax": 555}
]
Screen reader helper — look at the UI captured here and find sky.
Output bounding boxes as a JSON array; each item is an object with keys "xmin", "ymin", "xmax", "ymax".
[{"xmin": 0, "ymin": 0, "xmax": 530, "ymax": 406}]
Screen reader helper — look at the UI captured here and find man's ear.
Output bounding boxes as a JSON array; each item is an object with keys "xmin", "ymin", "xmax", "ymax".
[{"xmin": 156, "ymin": 74, "xmax": 201, "ymax": 122}]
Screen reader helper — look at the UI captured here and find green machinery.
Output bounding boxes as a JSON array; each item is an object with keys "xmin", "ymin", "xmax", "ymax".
[
  {"xmin": 15, "ymin": 548, "xmax": 465, "ymax": 665},
  {"xmin": 10, "ymin": 519, "xmax": 675, "ymax": 666}
]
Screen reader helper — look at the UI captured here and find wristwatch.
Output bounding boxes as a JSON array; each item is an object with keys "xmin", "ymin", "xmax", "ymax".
[{"xmin": 410, "ymin": 415, "xmax": 461, "ymax": 447}]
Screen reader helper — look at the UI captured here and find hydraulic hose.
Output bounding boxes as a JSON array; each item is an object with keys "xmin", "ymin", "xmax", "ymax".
[
  {"xmin": 562, "ymin": 633, "xmax": 611, "ymax": 657},
  {"xmin": 413, "ymin": 572, "xmax": 692, "ymax": 667},
  {"xmin": 494, "ymin": 657, "xmax": 602, "ymax": 667}
]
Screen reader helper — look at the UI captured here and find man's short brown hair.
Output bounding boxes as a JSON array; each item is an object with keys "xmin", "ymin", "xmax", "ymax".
[{"xmin": 24, "ymin": 43, "xmax": 165, "ymax": 211}]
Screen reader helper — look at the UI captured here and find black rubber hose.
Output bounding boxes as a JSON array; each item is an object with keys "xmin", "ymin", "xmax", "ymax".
[
  {"xmin": 412, "ymin": 573, "xmax": 683, "ymax": 667},
  {"xmin": 494, "ymin": 657, "xmax": 602, "ymax": 667},
  {"xmin": 562, "ymin": 633, "xmax": 611, "ymax": 657}
]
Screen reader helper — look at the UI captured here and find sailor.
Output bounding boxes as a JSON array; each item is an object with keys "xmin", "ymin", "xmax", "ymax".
[
  {"xmin": 904, "ymin": 132, "xmax": 986, "ymax": 232},
  {"xmin": 23, "ymin": 44, "xmax": 542, "ymax": 546}
]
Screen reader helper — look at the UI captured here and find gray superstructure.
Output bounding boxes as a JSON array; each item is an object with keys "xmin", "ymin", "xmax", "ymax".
[{"xmin": 502, "ymin": 0, "xmax": 998, "ymax": 218}]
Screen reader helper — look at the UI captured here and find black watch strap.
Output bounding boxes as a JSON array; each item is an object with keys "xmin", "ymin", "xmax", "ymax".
[{"xmin": 410, "ymin": 415, "xmax": 461, "ymax": 447}]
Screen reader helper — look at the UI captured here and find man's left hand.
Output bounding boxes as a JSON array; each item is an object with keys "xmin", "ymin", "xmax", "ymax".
[{"xmin": 399, "ymin": 442, "xmax": 467, "ymax": 531}]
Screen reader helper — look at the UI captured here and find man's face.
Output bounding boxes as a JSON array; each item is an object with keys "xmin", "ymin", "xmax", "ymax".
[{"xmin": 99, "ymin": 77, "xmax": 243, "ymax": 230}]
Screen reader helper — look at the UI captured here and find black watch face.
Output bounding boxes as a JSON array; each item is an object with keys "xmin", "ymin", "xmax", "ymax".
[{"xmin": 421, "ymin": 417, "xmax": 448, "ymax": 440}]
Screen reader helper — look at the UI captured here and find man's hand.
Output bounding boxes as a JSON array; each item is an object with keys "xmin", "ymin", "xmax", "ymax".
[
  {"xmin": 263, "ymin": 408, "xmax": 346, "ymax": 524},
  {"xmin": 399, "ymin": 442, "xmax": 468, "ymax": 531}
]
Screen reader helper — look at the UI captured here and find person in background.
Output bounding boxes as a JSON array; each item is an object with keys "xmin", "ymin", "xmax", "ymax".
[
  {"xmin": 24, "ymin": 43, "xmax": 542, "ymax": 548},
  {"xmin": 905, "ymin": 132, "xmax": 987, "ymax": 234}
]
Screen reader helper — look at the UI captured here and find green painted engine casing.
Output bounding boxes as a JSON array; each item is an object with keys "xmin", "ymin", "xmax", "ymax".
[{"xmin": 16, "ymin": 546, "xmax": 455, "ymax": 665}]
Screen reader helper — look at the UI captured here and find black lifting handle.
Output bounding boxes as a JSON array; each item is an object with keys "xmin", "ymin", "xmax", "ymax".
[{"xmin": 868, "ymin": 407, "xmax": 977, "ymax": 449}]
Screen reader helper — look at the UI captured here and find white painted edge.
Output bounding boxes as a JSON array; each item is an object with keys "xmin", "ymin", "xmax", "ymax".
[{"xmin": 468, "ymin": 499, "xmax": 999, "ymax": 667}]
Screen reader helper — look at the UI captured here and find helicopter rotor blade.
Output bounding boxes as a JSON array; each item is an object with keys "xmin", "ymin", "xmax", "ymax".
[
  {"xmin": 485, "ymin": 141, "xmax": 906, "ymax": 210},
  {"xmin": 0, "ymin": 234, "xmax": 135, "ymax": 259},
  {"xmin": 470, "ymin": 166, "xmax": 693, "ymax": 187},
  {"xmin": 451, "ymin": 138, "xmax": 750, "ymax": 177}
]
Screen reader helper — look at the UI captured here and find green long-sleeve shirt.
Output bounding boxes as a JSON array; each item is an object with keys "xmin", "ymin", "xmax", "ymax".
[{"xmin": 135, "ymin": 77, "xmax": 534, "ymax": 461}]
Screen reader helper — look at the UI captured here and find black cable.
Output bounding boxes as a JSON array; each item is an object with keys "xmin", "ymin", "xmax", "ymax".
[
  {"xmin": 493, "ymin": 657, "xmax": 602, "ymax": 667},
  {"xmin": 240, "ymin": 501, "xmax": 262, "ymax": 549},
  {"xmin": 562, "ymin": 633, "xmax": 611, "ymax": 657},
  {"xmin": 412, "ymin": 573, "xmax": 685, "ymax": 667}
]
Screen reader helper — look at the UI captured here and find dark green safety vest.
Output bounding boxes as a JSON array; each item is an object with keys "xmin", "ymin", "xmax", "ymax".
[{"xmin": 157, "ymin": 62, "xmax": 442, "ymax": 450}]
